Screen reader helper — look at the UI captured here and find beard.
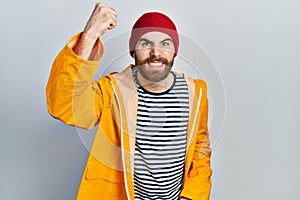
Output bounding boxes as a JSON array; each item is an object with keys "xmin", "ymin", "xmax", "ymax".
[{"xmin": 134, "ymin": 54, "xmax": 174, "ymax": 82}]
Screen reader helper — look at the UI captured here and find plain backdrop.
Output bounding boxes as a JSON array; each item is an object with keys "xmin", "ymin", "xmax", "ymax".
[{"xmin": 1, "ymin": 0, "xmax": 299, "ymax": 199}]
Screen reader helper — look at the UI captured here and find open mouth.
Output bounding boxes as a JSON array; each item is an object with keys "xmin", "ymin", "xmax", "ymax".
[{"xmin": 147, "ymin": 62, "xmax": 164, "ymax": 67}]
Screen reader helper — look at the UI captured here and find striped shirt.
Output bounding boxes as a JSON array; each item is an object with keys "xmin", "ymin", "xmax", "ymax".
[{"xmin": 133, "ymin": 70, "xmax": 189, "ymax": 200}]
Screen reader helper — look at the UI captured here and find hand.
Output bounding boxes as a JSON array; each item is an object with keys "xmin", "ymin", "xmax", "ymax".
[
  {"xmin": 83, "ymin": 2, "xmax": 117, "ymax": 39},
  {"xmin": 74, "ymin": 2, "xmax": 117, "ymax": 60}
]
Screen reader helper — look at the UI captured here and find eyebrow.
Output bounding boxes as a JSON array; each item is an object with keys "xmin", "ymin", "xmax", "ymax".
[
  {"xmin": 161, "ymin": 38, "xmax": 173, "ymax": 43},
  {"xmin": 138, "ymin": 38, "xmax": 152, "ymax": 44},
  {"xmin": 138, "ymin": 38, "xmax": 173, "ymax": 44}
]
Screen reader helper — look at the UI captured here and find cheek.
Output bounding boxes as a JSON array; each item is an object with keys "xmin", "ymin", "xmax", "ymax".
[
  {"xmin": 162, "ymin": 48, "xmax": 175, "ymax": 60},
  {"xmin": 135, "ymin": 49, "xmax": 150, "ymax": 58},
  {"xmin": 166, "ymin": 53, "xmax": 175, "ymax": 63},
  {"xmin": 134, "ymin": 50, "xmax": 148, "ymax": 65},
  {"xmin": 167, "ymin": 53, "xmax": 175, "ymax": 61}
]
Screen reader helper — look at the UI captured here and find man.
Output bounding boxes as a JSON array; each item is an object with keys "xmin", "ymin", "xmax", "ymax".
[{"xmin": 46, "ymin": 2, "xmax": 212, "ymax": 200}]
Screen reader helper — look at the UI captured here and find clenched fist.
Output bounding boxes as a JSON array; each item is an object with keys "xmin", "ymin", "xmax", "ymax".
[
  {"xmin": 83, "ymin": 2, "xmax": 117, "ymax": 39},
  {"xmin": 75, "ymin": 2, "xmax": 117, "ymax": 60}
]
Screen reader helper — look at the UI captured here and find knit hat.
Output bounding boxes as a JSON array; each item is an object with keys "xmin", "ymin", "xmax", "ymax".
[{"xmin": 129, "ymin": 12, "xmax": 179, "ymax": 57}]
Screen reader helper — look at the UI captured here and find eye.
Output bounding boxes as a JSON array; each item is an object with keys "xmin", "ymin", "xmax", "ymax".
[
  {"xmin": 141, "ymin": 41, "xmax": 151, "ymax": 47},
  {"xmin": 162, "ymin": 41, "xmax": 170, "ymax": 47}
]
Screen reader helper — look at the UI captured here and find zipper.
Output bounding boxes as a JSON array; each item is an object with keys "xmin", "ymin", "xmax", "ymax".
[
  {"xmin": 182, "ymin": 87, "xmax": 202, "ymax": 188},
  {"xmin": 110, "ymin": 80, "xmax": 131, "ymax": 200}
]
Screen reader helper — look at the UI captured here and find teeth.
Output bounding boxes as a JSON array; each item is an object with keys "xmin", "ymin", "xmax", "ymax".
[{"xmin": 149, "ymin": 62, "xmax": 163, "ymax": 66}]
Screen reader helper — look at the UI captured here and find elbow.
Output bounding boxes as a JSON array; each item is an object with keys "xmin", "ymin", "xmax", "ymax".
[{"xmin": 46, "ymin": 94, "xmax": 97, "ymax": 130}]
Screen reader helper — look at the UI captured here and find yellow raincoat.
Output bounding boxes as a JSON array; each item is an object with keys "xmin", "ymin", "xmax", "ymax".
[{"xmin": 46, "ymin": 33, "xmax": 212, "ymax": 200}]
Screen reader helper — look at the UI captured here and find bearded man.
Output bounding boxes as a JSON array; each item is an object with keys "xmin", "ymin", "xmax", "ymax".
[{"xmin": 46, "ymin": 2, "xmax": 212, "ymax": 200}]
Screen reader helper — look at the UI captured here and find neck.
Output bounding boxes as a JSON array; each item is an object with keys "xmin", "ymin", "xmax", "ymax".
[{"xmin": 137, "ymin": 71, "xmax": 174, "ymax": 93}]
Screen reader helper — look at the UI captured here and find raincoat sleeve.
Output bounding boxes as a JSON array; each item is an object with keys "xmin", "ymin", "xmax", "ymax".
[
  {"xmin": 46, "ymin": 32, "xmax": 104, "ymax": 130},
  {"xmin": 181, "ymin": 80, "xmax": 212, "ymax": 200}
]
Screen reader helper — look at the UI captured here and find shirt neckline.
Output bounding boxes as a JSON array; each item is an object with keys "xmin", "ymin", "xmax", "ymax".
[{"xmin": 133, "ymin": 70, "xmax": 176, "ymax": 96}]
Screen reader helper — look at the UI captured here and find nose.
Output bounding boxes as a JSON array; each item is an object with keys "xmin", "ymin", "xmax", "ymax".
[{"xmin": 150, "ymin": 46, "xmax": 162, "ymax": 58}]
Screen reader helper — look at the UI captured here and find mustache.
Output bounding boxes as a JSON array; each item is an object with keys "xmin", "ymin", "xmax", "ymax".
[{"xmin": 140, "ymin": 56, "xmax": 169, "ymax": 65}]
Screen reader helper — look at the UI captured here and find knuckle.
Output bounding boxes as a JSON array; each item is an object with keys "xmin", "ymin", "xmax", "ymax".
[{"xmin": 95, "ymin": 2, "xmax": 103, "ymax": 7}]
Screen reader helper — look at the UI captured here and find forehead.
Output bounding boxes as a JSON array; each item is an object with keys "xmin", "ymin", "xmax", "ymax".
[{"xmin": 138, "ymin": 31, "xmax": 172, "ymax": 42}]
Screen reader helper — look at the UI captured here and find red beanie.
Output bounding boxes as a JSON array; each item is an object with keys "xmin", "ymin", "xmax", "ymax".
[{"xmin": 129, "ymin": 12, "xmax": 179, "ymax": 57}]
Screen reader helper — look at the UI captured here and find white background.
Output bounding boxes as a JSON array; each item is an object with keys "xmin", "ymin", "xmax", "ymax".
[{"xmin": 0, "ymin": 0, "xmax": 299, "ymax": 199}]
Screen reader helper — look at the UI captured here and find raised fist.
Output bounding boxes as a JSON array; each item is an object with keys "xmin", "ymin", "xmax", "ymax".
[
  {"xmin": 83, "ymin": 2, "xmax": 117, "ymax": 39},
  {"xmin": 74, "ymin": 2, "xmax": 117, "ymax": 59}
]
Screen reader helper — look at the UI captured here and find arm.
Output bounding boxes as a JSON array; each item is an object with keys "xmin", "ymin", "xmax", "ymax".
[
  {"xmin": 46, "ymin": 2, "xmax": 117, "ymax": 129},
  {"xmin": 46, "ymin": 33, "xmax": 103, "ymax": 129},
  {"xmin": 181, "ymin": 81, "xmax": 212, "ymax": 200}
]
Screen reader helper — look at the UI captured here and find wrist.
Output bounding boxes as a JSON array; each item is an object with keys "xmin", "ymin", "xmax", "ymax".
[
  {"xmin": 82, "ymin": 31, "xmax": 99, "ymax": 41},
  {"xmin": 74, "ymin": 33, "xmax": 99, "ymax": 60}
]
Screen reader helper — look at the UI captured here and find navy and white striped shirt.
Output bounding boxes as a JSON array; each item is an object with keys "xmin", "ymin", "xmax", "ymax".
[{"xmin": 133, "ymin": 70, "xmax": 189, "ymax": 200}]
